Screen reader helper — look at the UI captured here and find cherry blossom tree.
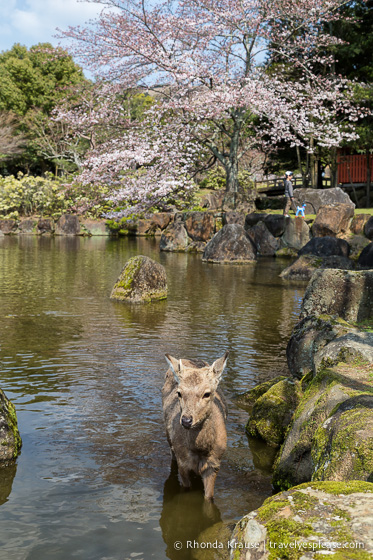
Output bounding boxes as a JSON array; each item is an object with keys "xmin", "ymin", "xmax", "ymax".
[{"xmin": 59, "ymin": 0, "xmax": 365, "ymax": 215}]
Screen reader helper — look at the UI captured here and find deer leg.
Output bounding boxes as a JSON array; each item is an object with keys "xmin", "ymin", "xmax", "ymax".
[{"xmin": 177, "ymin": 465, "xmax": 191, "ymax": 489}]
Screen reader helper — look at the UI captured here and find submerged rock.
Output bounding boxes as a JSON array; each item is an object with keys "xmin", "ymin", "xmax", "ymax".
[
  {"xmin": 230, "ymin": 481, "xmax": 373, "ymax": 559},
  {"xmin": 280, "ymin": 255, "xmax": 354, "ymax": 281},
  {"xmin": 0, "ymin": 389, "xmax": 22, "ymax": 464},
  {"xmin": 246, "ymin": 379, "xmax": 302, "ymax": 447},
  {"xmin": 202, "ymin": 224, "xmax": 257, "ymax": 263},
  {"xmin": 110, "ymin": 255, "xmax": 167, "ymax": 303}
]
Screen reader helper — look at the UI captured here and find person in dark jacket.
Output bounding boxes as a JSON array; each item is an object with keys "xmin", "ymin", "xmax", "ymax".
[{"xmin": 283, "ymin": 171, "xmax": 296, "ymax": 217}]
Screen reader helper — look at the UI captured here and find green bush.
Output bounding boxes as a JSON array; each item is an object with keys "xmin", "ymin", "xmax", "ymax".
[
  {"xmin": 0, "ymin": 173, "xmax": 113, "ymax": 218},
  {"xmin": 199, "ymin": 167, "xmax": 255, "ymax": 191}
]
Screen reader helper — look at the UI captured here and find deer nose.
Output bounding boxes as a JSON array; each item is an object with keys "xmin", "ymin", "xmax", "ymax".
[{"xmin": 181, "ymin": 416, "xmax": 193, "ymax": 429}]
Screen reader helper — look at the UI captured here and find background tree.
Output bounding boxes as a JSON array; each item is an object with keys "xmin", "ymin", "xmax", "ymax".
[
  {"xmin": 60, "ymin": 0, "xmax": 363, "ymax": 215},
  {"xmin": 0, "ymin": 112, "xmax": 25, "ymax": 160},
  {"xmin": 0, "ymin": 43, "xmax": 86, "ymax": 174}
]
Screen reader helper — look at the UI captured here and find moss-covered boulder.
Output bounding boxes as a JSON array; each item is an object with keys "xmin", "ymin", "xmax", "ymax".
[
  {"xmin": 312, "ymin": 394, "xmax": 373, "ymax": 482},
  {"xmin": 0, "ymin": 389, "xmax": 22, "ymax": 464},
  {"xmin": 230, "ymin": 481, "xmax": 373, "ymax": 560},
  {"xmin": 314, "ymin": 331, "xmax": 373, "ymax": 373},
  {"xmin": 272, "ymin": 364, "xmax": 373, "ymax": 491},
  {"xmin": 110, "ymin": 256, "xmax": 167, "ymax": 303},
  {"xmin": 246, "ymin": 379, "xmax": 302, "ymax": 448},
  {"xmin": 236, "ymin": 376, "xmax": 287, "ymax": 409}
]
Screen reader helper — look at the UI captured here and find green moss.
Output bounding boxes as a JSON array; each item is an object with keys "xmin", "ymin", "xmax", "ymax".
[
  {"xmin": 236, "ymin": 376, "xmax": 287, "ymax": 408},
  {"xmin": 312, "ymin": 407, "xmax": 373, "ymax": 482},
  {"xmin": 294, "ymin": 480, "xmax": 373, "ymax": 494},
  {"xmin": 0, "ymin": 390, "xmax": 22, "ymax": 460},
  {"xmin": 246, "ymin": 379, "xmax": 302, "ymax": 447}
]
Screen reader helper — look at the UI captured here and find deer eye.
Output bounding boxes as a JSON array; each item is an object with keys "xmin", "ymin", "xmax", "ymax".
[
  {"xmin": 177, "ymin": 391, "xmax": 182, "ymax": 398},
  {"xmin": 203, "ymin": 392, "xmax": 211, "ymax": 399}
]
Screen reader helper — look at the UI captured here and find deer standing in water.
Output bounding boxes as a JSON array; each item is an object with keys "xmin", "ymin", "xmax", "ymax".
[{"xmin": 162, "ymin": 352, "xmax": 229, "ymax": 500}]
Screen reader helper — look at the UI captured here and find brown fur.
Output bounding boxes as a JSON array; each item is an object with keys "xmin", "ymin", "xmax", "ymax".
[{"xmin": 162, "ymin": 352, "xmax": 228, "ymax": 500}]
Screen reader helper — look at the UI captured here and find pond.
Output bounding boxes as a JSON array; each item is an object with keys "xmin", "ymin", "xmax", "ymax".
[{"xmin": 0, "ymin": 235, "xmax": 305, "ymax": 560}]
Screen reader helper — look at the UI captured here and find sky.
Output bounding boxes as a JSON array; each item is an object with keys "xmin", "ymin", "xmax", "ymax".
[{"xmin": 0, "ymin": 0, "xmax": 102, "ymax": 59}]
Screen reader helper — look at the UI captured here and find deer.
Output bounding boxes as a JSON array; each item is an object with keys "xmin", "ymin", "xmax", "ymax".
[{"xmin": 162, "ymin": 351, "xmax": 229, "ymax": 501}]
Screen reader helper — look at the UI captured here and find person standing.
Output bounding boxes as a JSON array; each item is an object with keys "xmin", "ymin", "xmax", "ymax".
[{"xmin": 283, "ymin": 171, "xmax": 296, "ymax": 217}]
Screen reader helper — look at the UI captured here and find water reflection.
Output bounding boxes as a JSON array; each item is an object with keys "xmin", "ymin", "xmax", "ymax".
[
  {"xmin": 0, "ymin": 463, "xmax": 17, "ymax": 506},
  {"xmin": 160, "ymin": 462, "xmax": 222, "ymax": 560}
]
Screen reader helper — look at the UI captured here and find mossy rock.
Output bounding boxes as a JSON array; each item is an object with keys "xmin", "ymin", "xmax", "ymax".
[
  {"xmin": 110, "ymin": 255, "xmax": 167, "ymax": 303},
  {"xmin": 312, "ymin": 395, "xmax": 373, "ymax": 483},
  {"xmin": 246, "ymin": 379, "xmax": 302, "ymax": 447},
  {"xmin": 272, "ymin": 365, "xmax": 373, "ymax": 491},
  {"xmin": 230, "ymin": 481, "xmax": 373, "ymax": 560},
  {"xmin": 0, "ymin": 389, "xmax": 22, "ymax": 464},
  {"xmin": 236, "ymin": 376, "xmax": 287, "ymax": 409}
]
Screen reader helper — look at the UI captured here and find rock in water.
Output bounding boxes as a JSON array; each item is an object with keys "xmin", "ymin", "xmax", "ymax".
[
  {"xmin": 0, "ymin": 389, "xmax": 22, "ymax": 464},
  {"xmin": 202, "ymin": 224, "xmax": 257, "ymax": 263},
  {"xmin": 110, "ymin": 256, "xmax": 167, "ymax": 303}
]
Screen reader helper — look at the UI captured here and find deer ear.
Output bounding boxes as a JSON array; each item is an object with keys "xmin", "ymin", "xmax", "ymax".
[
  {"xmin": 212, "ymin": 351, "xmax": 229, "ymax": 382},
  {"xmin": 165, "ymin": 354, "xmax": 183, "ymax": 383}
]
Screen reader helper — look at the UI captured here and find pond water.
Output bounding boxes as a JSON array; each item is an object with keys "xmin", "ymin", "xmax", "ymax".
[{"xmin": 0, "ymin": 235, "xmax": 305, "ymax": 560}]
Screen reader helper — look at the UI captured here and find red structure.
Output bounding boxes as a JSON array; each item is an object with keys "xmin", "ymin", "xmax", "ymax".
[{"xmin": 338, "ymin": 152, "xmax": 373, "ymax": 184}]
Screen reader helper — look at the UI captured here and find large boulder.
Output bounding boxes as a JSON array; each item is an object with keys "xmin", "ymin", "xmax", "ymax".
[
  {"xmin": 358, "ymin": 242, "xmax": 373, "ymax": 268},
  {"xmin": 246, "ymin": 378, "xmax": 302, "ymax": 447},
  {"xmin": 280, "ymin": 255, "xmax": 354, "ymax": 282},
  {"xmin": 18, "ymin": 218, "xmax": 37, "ymax": 234},
  {"xmin": 247, "ymin": 221, "xmax": 280, "ymax": 256},
  {"xmin": 55, "ymin": 214, "xmax": 81, "ymax": 235},
  {"xmin": 314, "ymin": 331, "xmax": 373, "ymax": 373},
  {"xmin": 244, "ymin": 212, "xmax": 267, "ymax": 229},
  {"xmin": 299, "ymin": 269, "xmax": 373, "ymax": 323},
  {"xmin": 150, "ymin": 212, "xmax": 173, "ymax": 233},
  {"xmin": 223, "ymin": 211, "xmax": 246, "ymax": 227},
  {"xmin": 293, "ymin": 187, "xmax": 354, "ymax": 215},
  {"xmin": 311, "ymin": 203, "xmax": 354, "ymax": 237},
  {"xmin": 351, "ymin": 213, "xmax": 371, "ymax": 235},
  {"xmin": 0, "ymin": 219, "xmax": 17, "ymax": 234},
  {"xmin": 272, "ymin": 363, "xmax": 373, "ymax": 489},
  {"xmin": 298, "ymin": 236, "xmax": 350, "ymax": 258},
  {"xmin": 280, "ymin": 217, "xmax": 311, "ymax": 251},
  {"xmin": 312, "ymin": 395, "xmax": 373, "ymax": 482},
  {"xmin": 263, "ymin": 214, "xmax": 286, "ymax": 238},
  {"xmin": 286, "ymin": 315, "xmax": 356, "ymax": 378},
  {"xmin": 202, "ymin": 224, "xmax": 257, "ymax": 263},
  {"xmin": 230, "ymin": 481, "xmax": 373, "ymax": 560},
  {"xmin": 182, "ymin": 211, "xmax": 215, "ymax": 242},
  {"xmin": 80, "ymin": 219, "xmax": 111, "ymax": 236},
  {"xmin": 364, "ymin": 216, "xmax": 373, "ymax": 240},
  {"xmin": 110, "ymin": 255, "xmax": 167, "ymax": 303},
  {"xmin": 0, "ymin": 389, "xmax": 22, "ymax": 464},
  {"xmin": 160, "ymin": 222, "xmax": 190, "ymax": 252},
  {"xmin": 200, "ymin": 190, "xmax": 225, "ymax": 210},
  {"xmin": 37, "ymin": 218, "xmax": 54, "ymax": 234}
]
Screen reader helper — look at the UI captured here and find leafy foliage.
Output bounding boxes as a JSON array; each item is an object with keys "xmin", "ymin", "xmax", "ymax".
[{"xmin": 0, "ymin": 173, "xmax": 113, "ymax": 219}]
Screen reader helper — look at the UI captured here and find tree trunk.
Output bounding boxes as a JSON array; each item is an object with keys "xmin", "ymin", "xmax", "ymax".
[
  {"xmin": 296, "ymin": 145, "xmax": 307, "ymax": 187},
  {"xmin": 330, "ymin": 147, "xmax": 338, "ymax": 188},
  {"xmin": 367, "ymin": 149, "xmax": 371, "ymax": 208}
]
